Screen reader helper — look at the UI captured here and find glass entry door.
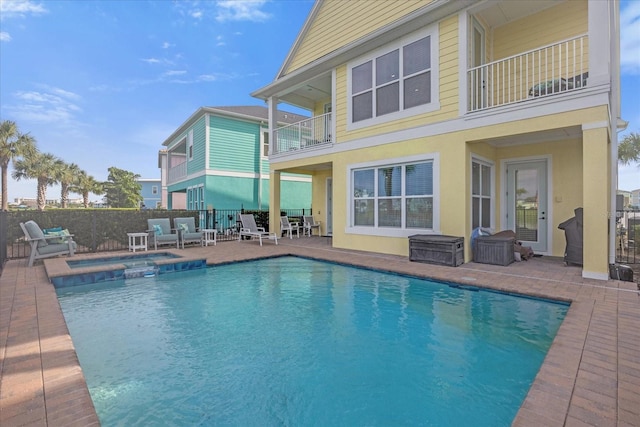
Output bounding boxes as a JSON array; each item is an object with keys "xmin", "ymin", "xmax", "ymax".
[{"xmin": 506, "ymin": 160, "xmax": 548, "ymax": 253}]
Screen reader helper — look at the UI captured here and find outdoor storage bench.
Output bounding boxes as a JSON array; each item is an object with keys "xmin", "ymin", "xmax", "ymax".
[{"xmin": 409, "ymin": 235, "xmax": 464, "ymax": 267}]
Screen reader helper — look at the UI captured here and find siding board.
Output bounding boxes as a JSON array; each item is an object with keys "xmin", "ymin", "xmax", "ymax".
[{"xmin": 286, "ymin": 0, "xmax": 434, "ymax": 74}]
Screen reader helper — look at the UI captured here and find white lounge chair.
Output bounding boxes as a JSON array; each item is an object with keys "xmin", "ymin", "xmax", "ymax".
[
  {"xmin": 173, "ymin": 217, "xmax": 204, "ymax": 249},
  {"xmin": 280, "ymin": 216, "xmax": 300, "ymax": 239},
  {"xmin": 147, "ymin": 218, "xmax": 179, "ymax": 250},
  {"xmin": 20, "ymin": 220, "xmax": 76, "ymax": 267},
  {"xmin": 302, "ymin": 215, "xmax": 321, "ymax": 236},
  {"xmin": 239, "ymin": 214, "xmax": 278, "ymax": 246}
]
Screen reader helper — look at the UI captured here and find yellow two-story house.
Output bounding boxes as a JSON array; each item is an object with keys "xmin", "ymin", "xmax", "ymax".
[{"xmin": 252, "ymin": 0, "xmax": 624, "ymax": 281}]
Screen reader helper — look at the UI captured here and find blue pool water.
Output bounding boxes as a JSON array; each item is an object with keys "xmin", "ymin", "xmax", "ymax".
[{"xmin": 57, "ymin": 257, "xmax": 568, "ymax": 426}]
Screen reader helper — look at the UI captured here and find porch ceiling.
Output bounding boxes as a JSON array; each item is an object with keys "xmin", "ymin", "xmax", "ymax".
[
  {"xmin": 278, "ymin": 74, "xmax": 332, "ymax": 110},
  {"xmin": 472, "ymin": 126, "xmax": 583, "ymax": 147},
  {"xmin": 474, "ymin": 0, "xmax": 561, "ymax": 28}
]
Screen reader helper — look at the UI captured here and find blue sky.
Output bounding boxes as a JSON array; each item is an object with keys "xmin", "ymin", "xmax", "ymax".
[{"xmin": 0, "ymin": 0, "xmax": 639, "ymax": 203}]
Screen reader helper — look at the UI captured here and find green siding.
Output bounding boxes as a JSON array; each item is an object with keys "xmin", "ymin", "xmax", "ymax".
[
  {"xmin": 188, "ymin": 116, "xmax": 206, "ymax": 174},
  {"xmin": 209, "ymin": 116, "xmax": 261, "ymax": 173}
]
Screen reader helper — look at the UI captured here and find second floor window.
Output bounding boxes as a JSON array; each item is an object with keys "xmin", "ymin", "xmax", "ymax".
[
  {"xmin": 351, "ymin": 34, "xmax": 432, "ymax": 124},
  {"xmin": 262, "ymin": 130, "xmax": 269, "ymax": 157},
  {"xmin": 152, "ymin": 186, "xmax": 158, "ymax": 195}
]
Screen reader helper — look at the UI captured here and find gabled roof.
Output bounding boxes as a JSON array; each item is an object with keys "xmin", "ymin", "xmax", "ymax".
[
  {"xmin": 160, "ymin": 106, "xmax": 308, "ymax": 147},
  {"xmin": 275, "ymin": 0, "xmax": 324, "ymax": 80},
  {"xmin": 252, "ymin": 0, "xmax": 473, "ymax": 100}
]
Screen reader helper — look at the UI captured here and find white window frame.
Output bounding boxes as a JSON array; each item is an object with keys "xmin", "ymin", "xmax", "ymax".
[
  {"xmin": 347, "ymin": 25, "xmax": 440, "ymax": 131},
  {"xmin": 187, "ymin": 130, "xmax": 194, "ymax": 161},
  {"xmin": 346, "ymin": 153, "xmax": 440, "ymax": 237},
  {"xmin": 261, "ymin": 128, "xmax": 269, "ymax": 159},
  {"xmin": 471, "ymin": 156, "xmax": 494, "ymax": 231},
  {"xmin": 152, "ymin": 185, "xmax": 158, "ymax": 195}
]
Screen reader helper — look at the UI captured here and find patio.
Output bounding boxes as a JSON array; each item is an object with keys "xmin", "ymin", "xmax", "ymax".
[{"xmin": 1, "ymin": 237, "xmax": 639, "ymax": 426}]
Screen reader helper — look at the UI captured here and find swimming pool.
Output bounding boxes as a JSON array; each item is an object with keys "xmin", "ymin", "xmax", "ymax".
[{"xmin": 57, "ymin": 256, "xmax": 568, "ymax": 426}]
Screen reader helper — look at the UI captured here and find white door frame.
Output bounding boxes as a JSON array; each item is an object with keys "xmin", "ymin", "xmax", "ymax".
[
  {"xmin": 325, "ymin": 177, "xmax": 333, "ymax": 235},
  {"xmin": 500, "ymin": 156, "xmax": 552, "ymax": 255}
]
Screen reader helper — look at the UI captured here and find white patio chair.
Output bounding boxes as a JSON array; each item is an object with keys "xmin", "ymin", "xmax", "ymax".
[
  {"xmin": 239, "ymin": 214, "xmax": 278, "ymax": 246},
  {"xmin": 147, "ymin": 218, "xmax": 179, "ymax": 250},
  {"xmin": 302, "ymin": 215, "xmax": 321, "ymax": 237},
  {"xmin": 173, "ymin": 217, "xmax": 204, "ymax": 249},
  {"xmin": 20, "ymin": 220, "xmax": 76, "ymax": 267},
  {"xmin": 280, "ymin": 216, "xmax": 300, "ymax": 239}
]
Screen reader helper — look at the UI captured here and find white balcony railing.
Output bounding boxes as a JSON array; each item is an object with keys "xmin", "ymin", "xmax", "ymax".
[
  {"xmin": 274, "ymin": 112, "xmax": 332, "ymax": 155},
  {"xmin": 168, "ymin": 161, "xmax": 187, "ymax": 184},
  {"xmin": 468, "ymin": 34, "xmax": 588, "ymax": 112}
]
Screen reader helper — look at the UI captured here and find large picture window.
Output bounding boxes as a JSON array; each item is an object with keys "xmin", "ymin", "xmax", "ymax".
[
  {"xmin": 352, "ymin": 161, "xmax": 434, "ymax": 230},
  {"xmin": 350, "ymin": 31, "xmax": 433, "ymax": 125}
]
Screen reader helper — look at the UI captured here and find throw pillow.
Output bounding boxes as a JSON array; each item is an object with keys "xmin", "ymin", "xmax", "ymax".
[
  {"xmin": 43, "ymin": 226, "xmax": 63, "ymax": 234},
  {"xmin": 179, "ymin": 223, "xmax": 189, "ymax": 233},
  {"xmin": 153, "ymin": 224, "xmax": 163, "ymax": 236}
]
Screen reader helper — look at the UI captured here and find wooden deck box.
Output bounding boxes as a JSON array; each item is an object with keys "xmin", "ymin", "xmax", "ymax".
[
  {"xmin": 473, "ymin": 236, "xmax": 515, "ymax": 266},
  {"xmin": 409, "ymin": 235, "xmax": 464, "ymax": 267}
]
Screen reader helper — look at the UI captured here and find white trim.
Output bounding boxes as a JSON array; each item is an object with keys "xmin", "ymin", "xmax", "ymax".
[
  {"xmin": 582, "ymin": 271, "xmax": 609, "ymax": 281},
  {"xmin": 270, "ymin": 90, "xmax": 611, "ymax": 164},
  {"xmin": 458, "ymin": 11, "xmax": 469, "ymax": 117},
  {"xmin": 582, "ymin": 121, "xmax": 609, "ymax": 131},
  {"xmin": 345, "ymin": 153, "xmax": 440, "ymax": 237},
  {"xmin": 346, "ymin": 25, "xmax": 440, "ymax": 131},
  {"xmin": 470, "ymin": 155, "xmax": 495, "ymax": 231},
  {"xmin": 205, "ymin": 113, "xmax": 210, "ymax": 171},
  {"xmin": 187, "ymin": 130, "xmax": 194, "ymax": 161},
  {"xmin": 500, "ymin": 155, "xmax": 553, "ymax": 255}
]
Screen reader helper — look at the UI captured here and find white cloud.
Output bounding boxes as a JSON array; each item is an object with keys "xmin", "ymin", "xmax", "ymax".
[
  {"xmin": 8, "ymin": 86, "xmax": 82, "ymax": 125},
  {"xmin": 191, "ymin": 9, "xmax": 203, "ymax": 19},
  {"xmin": 0, "ymin": 0, "xmax": 48, "ymax": 19},
  {"xmin": 621, "ymin": 2, "xmax": 640, "ymax": 74},
  {"xmin": 164, "ymin": 70, "xmax": 187, "ymax": 76},
  {"xmin": 215, "ymin": 0, "xmax": 271, "ymax": 23},
  {"xmin": 141, "ymin": 57, "xmax": 161, "ymax": 64},
  {"xmin": 0, "ymin": 31, "xmax": 11, "ymax": 41},
  {"xmin": 162, "ymin": 42, "xmax": 174, "ymax": 49}
]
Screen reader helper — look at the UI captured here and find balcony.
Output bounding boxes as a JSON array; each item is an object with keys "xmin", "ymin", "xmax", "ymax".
[
  {"xmin": 168, "ymin": 161, "xmax": 187, "ymax": 183},
  {"xmin": 468, "ymin": 35, "xmax": 588, "ymax": 113},
  {"xmin": 273, "ymin": 113, "xmax": 333, "ymax": 155}
]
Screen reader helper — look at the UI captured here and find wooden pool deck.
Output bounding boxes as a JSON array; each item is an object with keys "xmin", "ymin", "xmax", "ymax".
[{"xmin": 1, "ymin": 236, "xmax": 639, "ymax": 426}]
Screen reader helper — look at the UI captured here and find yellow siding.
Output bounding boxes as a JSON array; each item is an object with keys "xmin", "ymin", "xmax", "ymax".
[
  {"xmin": 334, "ymin": 16, "xmax": 459, "ymax": 143},
  {"xmin": 492, "ymin": 1, "xmax": 588, "ymax": 59},
  {"xmin": 286, "ymin": 0, "xmax": 434, "ymax": 74},
  {"xmin": 272, "ymin": 105, "xmax": 608, "ymax": 260}
]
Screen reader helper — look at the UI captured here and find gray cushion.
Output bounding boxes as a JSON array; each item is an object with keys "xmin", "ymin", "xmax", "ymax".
[
  {"xmin": 38, "ymin": 242, "xmax": 75, "ymax": 255},
  {"xmin": 24, "ymin": 220, "xmax": 47, "ymax": 247}
]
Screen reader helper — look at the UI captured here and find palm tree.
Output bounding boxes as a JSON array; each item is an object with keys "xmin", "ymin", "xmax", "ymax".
[
  {"xmin": 70, "ymin": 171, "xmax": 103, "ymax": 208},
  {"xmin": 57, "ymin": 161, "xmax": 82, "ymax": 208},
  {"xmin": 0, "ymin": 120, "xmax": 37, "ymax": 210},
  {"xmin": 12, "ymin": 151, "xmax": 62, "ymax": 211},
  {"xmin": 619, "ymin": 132, "xmax": 640, "ymax": 167}
]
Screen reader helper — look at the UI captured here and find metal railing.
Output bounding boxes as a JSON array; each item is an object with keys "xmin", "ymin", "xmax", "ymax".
[
  {"xmin": 468, "ymin": 34, "xmax": 588, "ymax": 112},
  {"xmin": 616, "ymin": 208, "xmax": 640, "ymax": 265},
  {"xmin": 274, "ymin": 113, "xmax": 332, "ymax": 154},
  {"xmin": 168, "ymin": 161, "xmax": 187, "ymax": 184}
]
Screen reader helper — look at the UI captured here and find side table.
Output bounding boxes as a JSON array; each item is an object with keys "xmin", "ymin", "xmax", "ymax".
[
  {"xmin": 202, "ymin": 229, "xmax": 217, "ymax": 246},
  {"xmin": 128, "ymin": 232, "xmax": 148, "ymax": 252}
]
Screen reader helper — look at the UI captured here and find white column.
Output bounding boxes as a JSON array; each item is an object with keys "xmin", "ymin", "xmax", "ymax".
[
  {"xmin": 267, "ymin": 96, "xmax": 279, "ymax": 155},
  {"xmin": 587, "ymin": 0, "xmax": 611, "ymax": 87}
]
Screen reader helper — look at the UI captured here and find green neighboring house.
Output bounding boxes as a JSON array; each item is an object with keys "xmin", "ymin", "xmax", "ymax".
[{"xmin": 159, "ymin": 106, "xmax": 311, "ymax": 211}]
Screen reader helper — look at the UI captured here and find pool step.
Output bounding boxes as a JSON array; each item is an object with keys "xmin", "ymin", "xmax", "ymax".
[{"xmin": 124, "ymin": 265, "xmax": 159, "ymax": 279}]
